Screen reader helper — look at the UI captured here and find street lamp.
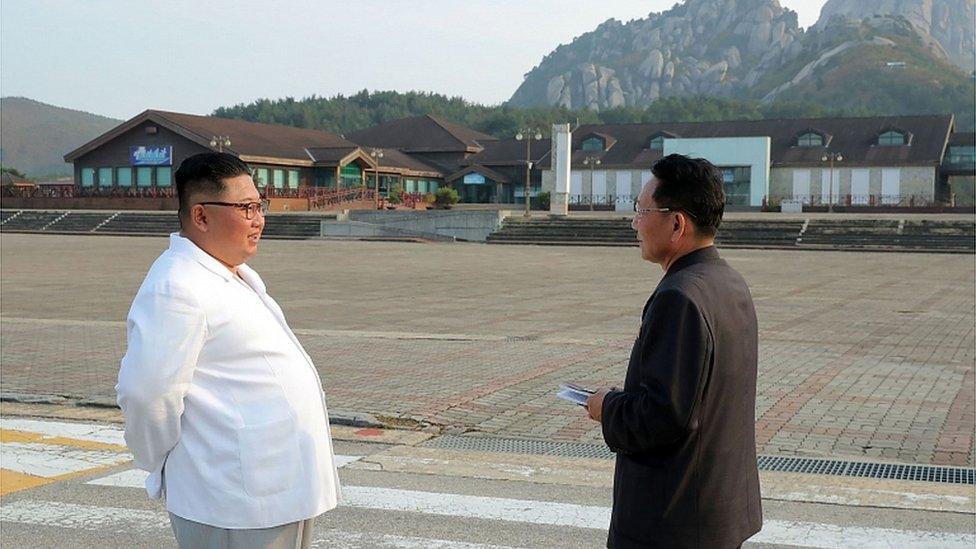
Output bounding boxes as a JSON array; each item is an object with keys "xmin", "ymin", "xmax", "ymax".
[
  {"xmin": 582, "ymin": 156, "xmax": 601, "ymax": 211},
  {"xmin": 210, "ymin": 135, "xmax": 231, "ymax": 153},
  {"xmin": 820, "ymin": 152, "xmax": 843, "ymax": 213},
  {"xmin": 515, "ymin": 128, "xmax": 542, "ymax": 217},
  {"xmin": 369, "ymin": 148, "xmax": 384, "ymax": 209}
]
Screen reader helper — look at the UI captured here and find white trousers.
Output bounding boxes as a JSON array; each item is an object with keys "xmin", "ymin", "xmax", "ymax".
[{"xmin": 169, "ymin": 513, "xmax": 315, "ymax": 549}]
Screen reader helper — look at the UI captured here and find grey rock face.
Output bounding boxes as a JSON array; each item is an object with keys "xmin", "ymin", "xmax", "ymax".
[
  {"xmin": 508, "ymin": 0, "xmax": 973, "ymax": 111},
  {"xmin": 508, "ymin": 0, "xmax": 804, "ymax": 110},
  {"xmin": 815, "ymin": 0, "xmax": 975, "ymax": 72}
]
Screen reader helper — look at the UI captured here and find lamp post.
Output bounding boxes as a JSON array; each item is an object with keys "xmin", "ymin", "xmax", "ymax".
[
  {"xmin": 369, "ymin": 148, "xmax": 384, "ymax": 209},
  {"xmin": 515, "ymin": 128, "xmax": 542, "ymax": 217},
  {"xmin": 210, "ymin": 135, "xmax": 231, "ymax": 153},
  {"xmin": 820, "ymin": 152, "xmax": 843, "ymax": 213},
  {"xmin": 582, "ymin": 156, "xmax": 601, "ymax": 211}
]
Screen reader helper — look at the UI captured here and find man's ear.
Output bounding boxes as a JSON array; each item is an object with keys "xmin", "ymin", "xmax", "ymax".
[
  {"xmin": 671, "ymin": 212, "xmax": 688, "ymax": 242},
  {"xmin": 190, "ymin": 204, "xmax": 209, "ymax": 232}
]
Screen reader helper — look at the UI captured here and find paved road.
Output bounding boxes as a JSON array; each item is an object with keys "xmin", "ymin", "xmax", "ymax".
[
  {"xmin": 1, "ymin": 234, "xmax": 973, "ymax": 466},
  {"xmin": 1, "ymin": 417, "xmax": 973, "ymax": 548}
]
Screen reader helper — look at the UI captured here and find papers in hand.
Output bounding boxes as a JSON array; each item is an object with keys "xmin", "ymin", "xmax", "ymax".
[{"xmin": 556, "ymin": 383, "xmax": 594, "ymax": 407}]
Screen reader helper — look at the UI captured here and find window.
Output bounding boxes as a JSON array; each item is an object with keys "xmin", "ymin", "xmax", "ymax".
[
  {"xmin": 947, "ymin": 145, "xmax": 976, "ymax": 167},
  {"xmin": 878, "ymin": 131, "xmax": 906, "ymax": 146},
  {"xmin": 273, "ymin": 169, "xmax": 285, "ymax": 189},
  {"xmin": 81, "ymin": 168, "xmax": 95, "ymax": 187},
  {"xmin": 581, "ymin": 137, "xmax": 604, "ymax": 152},
  {"xmin": 117, "ymin": 167, "xmax": 132, "ymax": 187},
  {"xmin": 797, "ymin": 133, "xmax": 824, "ymax": 147},
  {"xmin": 648, "ymin": 136, "xmax": 665, "ymax": 150},
  {"xmin": 721, "ymin": 166, "xmax": 751, "ymax": 206},
  {"xmin": 98, "ymin": 167, "xmax": 113, "ymax": 187},
  {"xmin": 136, "ymin": 167, "xmax": 153, "ymax": 187},
  {"xmin": 405, "ymin": 179, "xmax": 416, "ymax": 193},
  {"xmin": 429, "ymin": 181, "xmax": 439, "ymax": 193},
  {"xmin": 288, "ymin": 169, "xmax": 300, "ymax": 189},
  {"xmin": 254, "ymin": 168, "xmax": 269, "ymax": 186},
  {"xmin": 156, "ymin": 167, "xmax": 172, "ymax": 187}
]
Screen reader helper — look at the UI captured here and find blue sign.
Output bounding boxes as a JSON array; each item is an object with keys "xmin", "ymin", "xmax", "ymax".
[
  {"xmin": 463, "ymin": 172, "xmax": 487, "ymax": 185},
  {"xmin": 130, "ymin": 146, "xmax": 172, "ymax": 166}
]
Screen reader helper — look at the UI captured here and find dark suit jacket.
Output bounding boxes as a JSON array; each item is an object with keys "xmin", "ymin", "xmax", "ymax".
[{"xmin": 601, "ymin": 246, "xmax": 762, "ymax": 548}]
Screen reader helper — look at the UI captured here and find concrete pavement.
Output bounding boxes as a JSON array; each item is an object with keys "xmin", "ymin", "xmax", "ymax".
[{"xmin": 1, "ymin": 234, "xmax": 973, "ymax": 467}]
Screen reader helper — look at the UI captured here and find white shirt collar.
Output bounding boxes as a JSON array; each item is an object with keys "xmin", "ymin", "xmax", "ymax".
[{"xmin": 167, "ymin": 233, "xmax": 265, "ymax": 293}]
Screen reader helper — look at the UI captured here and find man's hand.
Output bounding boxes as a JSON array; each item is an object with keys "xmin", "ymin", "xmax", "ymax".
[{"xmin": 586, "ymin": 387, "xmax": 614, "ymax": 422}]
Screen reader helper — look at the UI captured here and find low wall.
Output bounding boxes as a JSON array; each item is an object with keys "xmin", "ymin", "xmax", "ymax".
[
  {"xmin": 346, "ymin": 210, "xmax": 506, "ymax": 241},
  {"xmin": 0, "ymin": 197, "xmax": 177, "ymax": 210}
]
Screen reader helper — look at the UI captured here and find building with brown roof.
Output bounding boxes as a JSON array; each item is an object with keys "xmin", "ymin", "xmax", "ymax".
[
  {"xmin": 529, "ymin": 114, "xmax": 965, "ymax": 209},
  {"xmin": 64, "ymin": 110, "xmax": 382, "ymax": 197}
]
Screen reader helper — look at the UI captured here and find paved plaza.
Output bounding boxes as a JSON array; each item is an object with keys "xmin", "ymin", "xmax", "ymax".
[{"xmin": 1, "ymin": 233, "xmax": 973, "ymax": 466}]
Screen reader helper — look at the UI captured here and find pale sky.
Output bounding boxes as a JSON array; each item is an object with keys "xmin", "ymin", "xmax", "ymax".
[{"xmin": 0, "ymin": 1, "xmax": 827, "ymax": 120}]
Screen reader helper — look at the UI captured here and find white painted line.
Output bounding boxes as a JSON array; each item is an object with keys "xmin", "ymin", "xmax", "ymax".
[
  {"xmin": 1, "ymin": 500, "xmax": 519, "ymax": 548},
  {"xmin": 311, "ymin": 530, "xmax": 520, "ymax": 549},
  {"xmin": 2, "ymin": 496, "xmax": 973, "ymax": 548},
  {"xmin": 334, "ymin": 455, "xmax": 362, "ymax": 467},
  {"xmin": 87, "ymin": 455, "xmax": 363, "ymax": 487},
  {"xmin": 0, "ymin": 442, "xmax": 131, "ymax": 477},
  {"xmin": 755, "ymin": 519, "xmax": 976, "ymax": 548},
  {"xmin": 0, "ymin": 500, "xmax": 169, "ymax": 533},
  {"xmin": 0, "ymin": 418, "xmax": 126, "ymax": 446},
  {"xmin": 86, "ymin": 468, "xmax": 148, "ymax": 488},
  {"xmin": 342, "ymin": 485, "xmax": 610, "ymax": 529}
]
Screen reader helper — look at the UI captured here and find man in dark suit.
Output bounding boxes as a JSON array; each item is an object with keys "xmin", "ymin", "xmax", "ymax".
[{"xmin": 586, "ymin": 154, "xmax": 762, "ymax": 548}]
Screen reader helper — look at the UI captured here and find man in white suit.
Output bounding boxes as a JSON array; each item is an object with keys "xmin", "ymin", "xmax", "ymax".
[{"xmin": 117, "ymin": 152, "xmax": 340, "ymax": 548}]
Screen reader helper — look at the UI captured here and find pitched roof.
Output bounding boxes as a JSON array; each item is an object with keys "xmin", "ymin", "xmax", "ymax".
[
  {"xmin": 535, "ymin": 114, "xmax": 954, "ymax": 169},
  {"xmin": 65, "ymin": 110, "xmax": 357, "ymax": 163},
  {"xmin": 370, "ymin": 148, "xmax": 443, "ymax": 177},
  {"xmin": 1, "ymin": 172, "xmax": 33, "ymax": 186},
  {"xmin": 347, "ymin": 115, "xmax": 496, "ymax": 153},
  {"xmin": 446, "ymin": 164, "xmax": 511, "ymax": 184},
  {"xmin": 461, "ymin": 137, "xmax": 552, "ymax": 167}
]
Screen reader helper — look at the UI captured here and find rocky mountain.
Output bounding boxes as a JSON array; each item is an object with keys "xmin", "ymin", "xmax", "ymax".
[
  {"xmin": 509, "ymin": 0, "xmax": 805, "ymax": 110},
  {"xmin": 815, "ymin": 0, "xmax": 975, "ymax": 74},
  {"xmin": 0, "ymin": 97, "xmax": 120, "ymax": 177},
  {"xmin": 508, "ymin": 0, "xmax": 975, "ymax": 113}
]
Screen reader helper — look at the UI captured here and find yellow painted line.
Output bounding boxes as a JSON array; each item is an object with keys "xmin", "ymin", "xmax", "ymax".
[
  {"xmin": 0, "ymin": 429, "xmax": 129, "ymax": 452},
  {"xmin": 0, "ymin": 468, "xmax": 55, "ymax": 497},
  {"xmin": 0, "ymin": 460, "xmax": 129, "ymax": 497}
]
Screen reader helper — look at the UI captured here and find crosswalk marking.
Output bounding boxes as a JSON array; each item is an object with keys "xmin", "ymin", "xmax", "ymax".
[
  {"xmin": 0, "ymin": 500, "xmax": 521, "ymax": 549},
  {"xmin": 310, "ymin": 530, "xmax": 519, "ymax": 549},
  {"xmin": 3, "ymin": 419, "xmax": 974, "ymax": 548},
  {"xmin": 0, "ymin": 418, "xmax": 127, "ymax": 446},
  {"xmin": 78, "ymin": 470, "xmax": 976, "ymax": 548},
  {"xmin": 0, "ymin": 500, "xmax": 169, "ymax": 533},
  {"xmin": 6, "ymin": 485, "xmax": 974, "ymax": 548},
  {"xmin": 344, "ymin": 485, "xmax": 609, "ymax": 529},
  {"xmin": 1, "ymin": 442, "xmax": 130, "ymax": 477},
  {"xmin": 0, "ymin": 419, "xmax": 361, "ymax": 497},
  {"xmin": 0, "ymin": 420, "xmax": 132, "ymax": 496}
]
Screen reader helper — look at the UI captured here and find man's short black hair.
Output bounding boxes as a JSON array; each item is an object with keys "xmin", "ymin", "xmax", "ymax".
[
  {"xmin": 650, "ymin": 153, "xmax": 725, "ymax": 237},
  {"xmin": 175, "ymin": 152, "xmax": 252, "ymax": 222}
]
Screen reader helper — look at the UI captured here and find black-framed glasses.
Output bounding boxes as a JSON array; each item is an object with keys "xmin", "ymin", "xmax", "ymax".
[
  {"xmin": 198, "ymin": 200, "xmax": 269, "ymax": 220},
  {"xmin": 633, "ymin": 204, "xmax": 697, "ymax": 219}
]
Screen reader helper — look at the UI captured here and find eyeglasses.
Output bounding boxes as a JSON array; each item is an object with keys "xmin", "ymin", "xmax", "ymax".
[
  {"xmin": 198, "ymin": 200, "xmax": 269, "ymax": 220},
  {"xmin": 633, "ymin": 203, "xmax": 697, "ymax": 219}
]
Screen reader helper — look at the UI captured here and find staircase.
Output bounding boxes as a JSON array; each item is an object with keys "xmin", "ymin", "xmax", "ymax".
[{"xmin": 487, "ymin": 216, "xmax": 974, "ymax": 253}]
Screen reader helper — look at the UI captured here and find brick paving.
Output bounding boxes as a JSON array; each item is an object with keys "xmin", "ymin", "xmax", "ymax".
[{"xmin": 1, "ymin": 233, "xmax": 973, "ymax": 466}]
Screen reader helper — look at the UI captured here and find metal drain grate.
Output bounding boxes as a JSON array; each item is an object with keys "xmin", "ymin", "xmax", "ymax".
[
  {"xmin": 758, "ymin": 456, "xmax": 974, "ymax": 485},
  {"xmin": 420, "ymin": 435, "xmax": 614, "ymax": 459},
  {"xmin": 421, "ymin": 435, "xmax": 974, "ymax": 485}
]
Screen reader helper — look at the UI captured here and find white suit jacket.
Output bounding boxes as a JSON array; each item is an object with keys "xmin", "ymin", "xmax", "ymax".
[{"xmin": 117, "ymin": 234, "xmax": 341, "ymax": 528}]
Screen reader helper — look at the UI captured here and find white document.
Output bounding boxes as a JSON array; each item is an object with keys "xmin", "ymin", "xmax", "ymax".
[{"xmin": 556, "ymin": 383, "xmax": 594, "ymax": 407}]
